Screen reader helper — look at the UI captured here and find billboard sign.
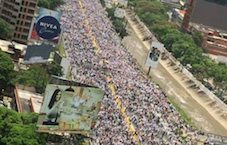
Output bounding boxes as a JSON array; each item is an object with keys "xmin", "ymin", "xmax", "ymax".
[
  {"xmin": 145, "ymin": 41, "xmax": 164, "ymax": 68},
  {"xmin": 39, "ymin": 7, "xmax": 62, "ymax": 21},
  {"xmin": 37, "ymin": 84, "xmax": 104, "ymax": 134},
  {"xmin": 36, "ymin": 16, "xmax": 61, "ymax": 40},
  {"xmin": 28, "ymin": 18, "xmax": 63, "ymax": 46}
]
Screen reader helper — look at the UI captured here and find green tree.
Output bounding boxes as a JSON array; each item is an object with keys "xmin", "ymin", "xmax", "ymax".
[
  {"xmin": 129, "ymin": 0, "xmax": 227, "ymax": 103},
  {"xmin": 38, "ymin": 0, "xmax": 64, "ymax": 10},
  {"xmin": 0, "ymin": 50, "xmax": 14, "ymax": 92},
  {"xmin": 192, "ymin": 31, "xmax": 204, "ymax": 47},
  {"xmin": 38, "ymin": 0, "xmax": 50, "ymax": 9},
  {"xmin": 210, "ymin": 65, "xmax": 227, "ymax": 95},
  {"xmin": 112, "ymin": 19, "xmax": 128, "ymax": 38},
  {"xmin": 100, "ymin": 0, "xmax": 105, "ymax": 7},
  {"xmin": 106, "ymin": 7, "xmax": 116, "ymax": 20},
  {"xmin": 0, "ymin": 18, "xmax": 13, "ymax": 40},
  {"xmin": 134, "ymin": 0, "xmax": 168, "ymax": 28},
  {"xmin": 13, "ymin": 62, "xmax": 63, "ymax": 93},
  {"xmin": 49, "ymin": 0, "xmax": 64, "ymax": 10},
  {"xmin": 151, "ymin": 24, "xmax": 179, "ymax": 40},
  {"xmin": 0, "ymin": 107, "xmax": 47, "ymax": 145},
  {"xmin": 172, "ymin": 40, "xmax": 202, "ymax": 65},
  {"xmin": 13, "ymin": 65, "xmax": 49, "ymax": 93},
  {"xmin": 106, "ymin": 7, "xmax": 128, "ymax": 38},
  {"xmin": 191, "ymin": 56, "xmax": 215, "ymax": 81},
  {"xmin": 135, "ymin": 1, "xmax": 166, "ymax": 15},
  {"xmin": 46, "ymin": 61, "xmax": 63, "ymax": 77},
  {"xmin": 161, "ymin": 31, "xmax": 181, "ymax": 51}
]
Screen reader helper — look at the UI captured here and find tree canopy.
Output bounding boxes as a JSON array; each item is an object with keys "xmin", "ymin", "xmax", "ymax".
[
  {"xmin": 46, "ymin": 61, "xmax": 63, "ymax": 77},
  {"xmin": 0, "ymin": 50, "xmax": 14, "ymax": 92},
  {"xmin": 129, "ymin": 0, "xmax": 227, "ymax": 101},
  {"xmin": 0, "ymin": 107, "xmax": 47, "ymax": 145},
  {"xmin": 106, "ymin": 7, "xmax": 128, "ymax": 38},
  {"xmin": 0, "ymin": 18, "xmax": 13, "ymax": 40},
  {"xmin": 38, "ymin": 0, "xmax": 64, "ymax": 10},
  {"xmin": 13, "ymin": 65, "xmax": 49, "ymax": 93},
  {"xmin": 13, "ymin": 63, "xmax": 63, "ymax": 93},
  {"xmin": 192, "ymin": 31, "xmax": 204, "ymax": 47},
  {"xmin": 0, "ymin": 107, "xmax": 86, "ymax": 144}
]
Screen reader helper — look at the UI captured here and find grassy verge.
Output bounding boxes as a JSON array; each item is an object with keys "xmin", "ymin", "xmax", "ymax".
[{"xmin": 168, "ymin": 96, "xmax": 199, "ymax": 130}]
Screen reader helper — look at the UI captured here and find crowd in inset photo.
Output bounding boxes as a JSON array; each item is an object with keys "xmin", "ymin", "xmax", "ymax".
[{"xmin": 58, "ymin": 0, "xmax": 213, "ymax": 144}]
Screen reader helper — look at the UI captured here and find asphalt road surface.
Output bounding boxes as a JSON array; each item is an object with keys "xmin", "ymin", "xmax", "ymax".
[{"xmin": 122, "ymin": 24, "xmax": 227, "ymax": 136}]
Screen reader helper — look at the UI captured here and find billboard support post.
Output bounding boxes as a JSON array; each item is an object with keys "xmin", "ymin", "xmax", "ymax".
[{"xmin": 147, "ymin": 66, "xmax": 151, "ymax": 76}]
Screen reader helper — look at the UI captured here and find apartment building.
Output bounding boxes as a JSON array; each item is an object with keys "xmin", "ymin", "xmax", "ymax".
[{"xmin": 0, "ymin": 0, "xmax": 38, "ymax": 44}]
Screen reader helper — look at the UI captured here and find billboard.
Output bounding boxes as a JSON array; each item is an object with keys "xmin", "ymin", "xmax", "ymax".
[
  {"xmin": 23, "ymin": 44, "xmax": 53, "ymax": 64},
  {"xmin": 36, "ymin": 16, "xmax": 61, "ymax": 40},
  {"xmin": 145, "ymin": 42, "xmax": 164, "ymax": 68},
  {"xmin": 39, "ymin": 7, "xmax": 62, "ymax": 21},
  {"xmin": 37, "ymin": 84, "xmax": 104, "ymax": 134},
  {"xmin": 28, "ymin": 18, "xmax": 63, "ymax": 46}
]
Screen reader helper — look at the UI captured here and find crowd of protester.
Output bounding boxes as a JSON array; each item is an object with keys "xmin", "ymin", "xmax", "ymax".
[{"xmin": 58, "ymin": 0, "xmax": 212, "ymax": 144}]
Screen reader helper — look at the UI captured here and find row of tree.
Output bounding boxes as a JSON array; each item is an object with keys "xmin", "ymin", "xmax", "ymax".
[
  {"xmin": 0, "ymin": 50, "xmax": 63, "ymax": 94},
  {"xmin": 38, "ymin": 0, "xmax": 64, "ymax": 10},
  {"xmin": 106, "ymin": 7, "xmax": 128, "ymax": 38},
  {"xmin": 129, "ymin": 0, "xmax": 227, "ymax": 100}
]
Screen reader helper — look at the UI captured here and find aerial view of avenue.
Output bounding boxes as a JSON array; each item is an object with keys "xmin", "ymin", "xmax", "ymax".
[{"xmin": 0, "ymin": 0, "xmax": 227, "ymax": 144}]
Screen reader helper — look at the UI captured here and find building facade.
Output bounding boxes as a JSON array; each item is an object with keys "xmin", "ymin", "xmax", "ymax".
[
  {"xmin": 181, "ymin": 0, "xmax": 227, "ymax": 57},
  {"xmin": 0, "ymin": 0, "xmax": 38, "ymax": 44}
]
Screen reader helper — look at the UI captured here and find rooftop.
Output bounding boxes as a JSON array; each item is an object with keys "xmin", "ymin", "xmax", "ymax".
[
  {"xmin": 15, "ymin": 85, "xmax": 43, "ymax": 113},
  {"xmin": 190, "ymin": 0, "xmax": 227, "ymax": 32},
  {"xmin": 0, "ymin": 39, "xmax": 27, "ymax": 55}
]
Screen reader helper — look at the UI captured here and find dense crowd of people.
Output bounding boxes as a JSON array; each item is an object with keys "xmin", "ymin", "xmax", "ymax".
[{"xmin": 58, "ymin": 0, "xmax": 210, "ymax": 144}]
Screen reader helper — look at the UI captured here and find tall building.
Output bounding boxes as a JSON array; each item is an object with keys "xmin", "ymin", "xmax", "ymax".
[
  {"xmin": 181, "ymin": 0, "xmax": 227, "ymax": 57},
  {"xmin": 0, "ymin": 0, "xmax": 38, "ymax": 44}
]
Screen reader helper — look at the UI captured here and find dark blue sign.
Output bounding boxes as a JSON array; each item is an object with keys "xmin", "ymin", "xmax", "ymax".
[{"xmin": 36, "ymin": 16, "xmax": 60, "ymax": 40}]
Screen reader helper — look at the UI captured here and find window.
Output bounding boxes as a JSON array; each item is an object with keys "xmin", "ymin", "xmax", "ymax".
[
  {"xmin": 21, "ymin": 35, "xmax": 27, "ymax": 40},
  {"xmin": 26, "ymin": 16, "xmax": 32, "ymax": 20},
  {"xmin": 25, "ymin": 22, "xmax": 30, "ymax": 27},
  {"xmin": 23, "ymin": 28, "xmax": 29, "ymax": 33},
  {"xmin": 28, "ymin": 9, "xmax": 34, "ymax": 14},
  {"xmin": 29, "ymin": 3, "xmax": 36, "ymax": 8}
]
